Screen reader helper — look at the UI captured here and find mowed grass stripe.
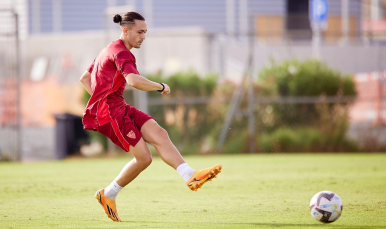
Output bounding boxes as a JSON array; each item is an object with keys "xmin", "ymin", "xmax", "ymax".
[{"xmin": 0, "ymin": 154, "xmax": 385, "ymax": 228}]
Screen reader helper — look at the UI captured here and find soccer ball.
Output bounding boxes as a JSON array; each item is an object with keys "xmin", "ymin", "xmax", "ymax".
[{"xmin": 309, "ymin": 191, "xmax": 343, "ymax": 223}]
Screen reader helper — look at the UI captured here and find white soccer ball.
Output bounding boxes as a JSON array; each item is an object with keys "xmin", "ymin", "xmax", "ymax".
[{"xmin": 309, "ymin": 190, "xmax": 343, "ymax": 223}]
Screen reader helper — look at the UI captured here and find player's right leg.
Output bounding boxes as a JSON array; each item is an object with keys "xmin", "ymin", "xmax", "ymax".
[
  {"xmin": 95, "ymin": 121, "xmax": 152, "ymax": 221},
  {"xmin": 114, "ymin": 137, "xmax": 152, "ymax": 187}
]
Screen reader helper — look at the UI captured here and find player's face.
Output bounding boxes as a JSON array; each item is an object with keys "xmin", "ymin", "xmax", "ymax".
[{"xmin": 127, "ymin": 20, "xmax": 147, "ymax": 49}]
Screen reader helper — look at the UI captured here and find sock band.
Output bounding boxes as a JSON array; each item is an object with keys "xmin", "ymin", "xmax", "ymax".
[
  {"xmin": 104, "ymin": 180, "xmax": 123, "ymax": 199},
  {"xmin": 176, "ymin": 163, "xmax": 195, "ymax": 182}
]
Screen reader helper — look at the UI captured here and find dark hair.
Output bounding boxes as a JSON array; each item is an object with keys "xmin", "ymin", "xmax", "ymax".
[{"xmin": 113, "ymin": 12, "xmax": 145, "ymax": 26}]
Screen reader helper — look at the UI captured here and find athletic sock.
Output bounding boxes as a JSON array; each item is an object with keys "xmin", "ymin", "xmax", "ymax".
[
  {"xmin": 104, "ymin": 180, "xmax": 123, "ymax": 199},
  {"xmin": 176, "ymin": 163, "xmax": 195, "ymax": 182}
]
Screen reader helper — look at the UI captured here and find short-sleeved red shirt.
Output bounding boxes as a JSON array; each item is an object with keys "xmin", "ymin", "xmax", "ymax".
[{"xmin": 82, "ymin": 39, "xmax": 139, "ymax": 131}]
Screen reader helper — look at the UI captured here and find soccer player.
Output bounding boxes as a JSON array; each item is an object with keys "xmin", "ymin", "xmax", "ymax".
[{"xmin": 79, "ymin": 12, "xmax": 222, "ymax": 222}]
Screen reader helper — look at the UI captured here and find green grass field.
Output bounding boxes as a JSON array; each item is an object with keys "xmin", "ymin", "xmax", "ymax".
[{"xmin": 1, "ymin": 154, "xmax": 385, "ymax": 228}]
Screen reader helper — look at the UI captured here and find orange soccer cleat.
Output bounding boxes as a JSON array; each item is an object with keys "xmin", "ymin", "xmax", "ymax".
[
  {"xmin": 186, "ymin": 164, "xmax": 222, "ymax": 191},
  {"xmin": 94, "ymin": 189, "xmax": 121, "ymax": 222}
]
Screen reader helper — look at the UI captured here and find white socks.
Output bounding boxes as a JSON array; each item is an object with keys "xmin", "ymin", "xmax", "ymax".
[
  {"xmin": 176, "ymin": 163, "xmax": 195, "ymax": 182},
  {"xmin": 103, "ymin": 164, "xmax": 194, "ymax": 199},
  {"xmin": 104, "ymin": 180, "xmax": 123, "ymax": 199}
]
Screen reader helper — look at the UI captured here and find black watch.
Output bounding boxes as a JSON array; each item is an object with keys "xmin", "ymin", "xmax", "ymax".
[{"xmin": 157, "ymin": 83, "xmax": 165, "ymax": 92}]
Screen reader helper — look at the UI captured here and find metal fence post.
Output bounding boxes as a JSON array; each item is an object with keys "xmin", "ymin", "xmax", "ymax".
[{"xmin": 15, "ymin": 11, "xmax": 21, "ymax": 161}]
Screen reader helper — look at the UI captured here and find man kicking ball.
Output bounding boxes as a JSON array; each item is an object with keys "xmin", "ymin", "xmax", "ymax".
[{"xmin": 79, "ymin": 11, "xmax": 222, "ymax": 222}]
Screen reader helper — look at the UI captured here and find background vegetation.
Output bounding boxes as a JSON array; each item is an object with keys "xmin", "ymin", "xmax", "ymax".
[{"xmin": 83, "ymin": 59, "xmax": 362, "ymax": 154}]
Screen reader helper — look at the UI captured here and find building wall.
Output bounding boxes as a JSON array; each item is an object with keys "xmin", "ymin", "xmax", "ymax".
[
  {"xmin": 24, "ymin": 27, "xmax": 213, "ymax": 79},
  {"xmin": 249, "ymin": 0, "xmax": 286, "ymax": 15},
  {"xmin": 24, "ymin": 0, "xmax": 363, "ymax": 35}
]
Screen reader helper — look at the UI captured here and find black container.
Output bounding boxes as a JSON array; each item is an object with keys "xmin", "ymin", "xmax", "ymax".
[{"xmin": 54, "ymin": 113, "xmax": 88, "ymax": 159}]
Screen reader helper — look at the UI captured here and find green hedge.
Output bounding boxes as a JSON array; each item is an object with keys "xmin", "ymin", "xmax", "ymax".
[
  {"xmin": 257, "ymin": 59, "xmax": 357, "ymax": 127},
  {"xmin": 258, "ymin": 127, "xmax": 358, "ymax": 152},
  {"xmin": 146, "ymin": 71, "xmax": 220, "ymax": 154},
  {"xmin": 258, "ymin": 59, "xmax": 356, "ymax": 97},
  {"xmin": 221, "ymin": 58, "xmax": 358, "ymax": 153},
  {"xmin": 81, "ymin": 59, "xmax": 360, "ymax": 154}
]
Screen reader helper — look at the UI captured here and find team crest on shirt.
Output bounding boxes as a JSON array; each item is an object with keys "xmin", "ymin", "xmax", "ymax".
[{"xmin": 127, "ymin": 130, "xmax": 136, "ymax": 139}]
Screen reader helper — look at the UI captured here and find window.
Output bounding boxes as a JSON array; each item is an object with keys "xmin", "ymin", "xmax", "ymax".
[{"xmin": 286, "ymin": 0, "xmax": 311, "ymax": 39}]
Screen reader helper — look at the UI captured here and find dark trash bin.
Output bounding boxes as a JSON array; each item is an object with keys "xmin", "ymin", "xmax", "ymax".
[{"xmin": 54, "ymin": 113, "xmax": 88, "ymax": 159}]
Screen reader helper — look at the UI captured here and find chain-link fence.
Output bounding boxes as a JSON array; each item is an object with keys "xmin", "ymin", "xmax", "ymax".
[
  {"xmin": 140, "ymin": 19, "xmax": 386, "ymax": 153},
  {"xmin": 0, "ymin": 9, "xmax": 20, "ymax": 161},
  {"xmin": 97, "ymin": 1, "xmax": 386, "ymax": 153},
  {"xmin": 4, "ymin": 0, "xmax": 386, "ymax": 158},
  {"xmin": 144, "ymin": 74, "xmax": 386, "ymax": 153}
]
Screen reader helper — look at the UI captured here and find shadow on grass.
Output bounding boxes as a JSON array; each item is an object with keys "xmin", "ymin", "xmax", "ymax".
[
  {"xmin": 240, "ymin": 223, "xmax": 386, "ymax": 228},
  {"xmin": 118, "ymin": 221, "xmax": 386, "ymax": 229}
]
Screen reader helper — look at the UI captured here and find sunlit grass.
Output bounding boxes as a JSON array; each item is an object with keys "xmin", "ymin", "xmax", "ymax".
[{"xmin": 0, "ymin": 154, "xmax": 385, "ymax": 228}]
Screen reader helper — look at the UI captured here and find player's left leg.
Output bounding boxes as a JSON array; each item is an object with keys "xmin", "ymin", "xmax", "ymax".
[{"xmin": 140, "ymin": 119, "xmax": 222, "ymax": 191}]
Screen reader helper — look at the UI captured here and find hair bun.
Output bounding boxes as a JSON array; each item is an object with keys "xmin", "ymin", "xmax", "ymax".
[{"xmin": 113, "ymin": 14, "xmax": 122, "ymax": 23}]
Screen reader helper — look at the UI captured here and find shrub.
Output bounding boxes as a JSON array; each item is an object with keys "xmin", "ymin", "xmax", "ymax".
[
  {"xmin": 257, "ymin": 59, "xmax": 357, "ymax": 127},
  {"xmin": 252, "ymin": 58, "xmax": 358, "ymax": 152},
  {"xmin": 257, "ymin": 127, "xmax": 358, "ymax": 152},
  {"xmin": 258, "ymin": 127, "xmax": 322, "ymax": 152},
  {"xmin": 146, "ymin": 71, "xmax": 219, "ymax": 154}
]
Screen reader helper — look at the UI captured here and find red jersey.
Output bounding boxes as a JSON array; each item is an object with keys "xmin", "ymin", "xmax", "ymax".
[{"xmin": 83, "ymin": 39, "xmax": 139, "ymax": 131}]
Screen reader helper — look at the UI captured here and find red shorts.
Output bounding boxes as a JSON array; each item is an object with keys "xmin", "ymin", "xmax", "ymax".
[{"xmin": 96, "ymin": 105, "xmax": 154, "ymax": 152}]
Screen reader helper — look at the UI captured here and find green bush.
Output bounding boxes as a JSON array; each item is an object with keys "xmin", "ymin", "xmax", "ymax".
[
  {"xmin": 79, "ymin": 58, "xmax": 360, "ymax": 154},
  {"xmin": 258, "ymin": 127, "xmax": 321, "ymax": 152},
  {"xmin": 257, "ymin": 127, "xmax": 358, "ymax": 152},
  {"xmin": 223, "ymin": 131, "xmax": 249, "ymax": 154},
  {"xmin": 257, "ymin": 59, "xmax": 357, "ymax": 127},
  {"xmin": 251, "ymin": 58, "xmax": 358, "ymax": 152},
  {"xmin": 146, "ymin": 71, "xmax": 219, "ymax": 154},
  {"xmin": 220, "ymin": 58, "xmax": 359, "ymax": 153},
  {"xmin": 258, "ymin": 59, "xmax": 356, "ymax": 97}
]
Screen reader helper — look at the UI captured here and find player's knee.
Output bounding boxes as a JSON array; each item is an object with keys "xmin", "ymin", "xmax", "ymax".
[
  {"xmin": 138, "ymin": 154, "xmax": 152, "ymax": 168},
  {"xmin": 145, "ymin": 124, "xmax": 170, "ymax": 146},
  {"xmin": 156, "ymin": 126, "xmax": 169, "ymax": 142},
  {"xmin": 144, "ymin": 154, "xmax": 153, "ymax": 167}
]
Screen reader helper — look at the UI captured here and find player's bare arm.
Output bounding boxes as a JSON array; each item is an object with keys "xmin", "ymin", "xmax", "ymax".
[
  {"xmin": 125, "ymin": 73, "xmax": 170, "ymax": 94},
  {"xmin": 79, "ymin": 71, "xmax": 93, "ymax": 95}
]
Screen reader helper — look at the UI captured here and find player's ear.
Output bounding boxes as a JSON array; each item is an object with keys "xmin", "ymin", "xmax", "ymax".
[{"xmin": 122, "ymin": 27, "xmax": 128, "ymax": 34}]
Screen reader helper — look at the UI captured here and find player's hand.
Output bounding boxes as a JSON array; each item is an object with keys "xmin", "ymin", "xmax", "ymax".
[{"xmin": 162, "ymin": 83, "xmax": 170, "ymax": 95}]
